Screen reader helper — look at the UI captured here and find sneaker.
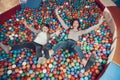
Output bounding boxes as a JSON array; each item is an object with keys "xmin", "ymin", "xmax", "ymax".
[
  {"xmin": 82, "ymin": 59, "xmax": 88, "ymax": 67},
  {"xmin": 37, "ymin": 57, "xmax": 46, "ymax": 64},
  {"xmin": 84, "ymin": 54, "xmax": 95, "ymax": 71},
  {"xmin": 49, "ymin": 49, "xmax": 54, "ymax": 57},
  {"xmin": 0, "ymin": 42, "xmax": 11, "ymax": 53}
]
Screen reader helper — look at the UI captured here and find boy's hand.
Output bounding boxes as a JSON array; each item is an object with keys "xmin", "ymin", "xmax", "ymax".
[{"xmin": 55, "ymin": 29, "xmax": 61, "ymax": 36}]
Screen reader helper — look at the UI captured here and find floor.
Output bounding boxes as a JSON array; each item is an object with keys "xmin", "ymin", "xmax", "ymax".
[
  {"xmin": 100, "ymin": 0, "xmax": 116, "ymax": 6},
  {"xmin": 0, "ymin": 0, "xmax": 19, "ymax": 14}
]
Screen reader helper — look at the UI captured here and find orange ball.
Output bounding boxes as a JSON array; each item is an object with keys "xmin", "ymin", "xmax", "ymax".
[
  {"xmin": 95, "ymin": 69, "xmax": 100, "ymax": 74},
  {"xmin": 84, "ymin": 72, "xmax": 89, "ymax": 76},
  {"xmin": 71, "ymin": 62, "xmax": 75, "ymax": 66},
  {"xmin": 36, "ymin": 64, "xmax": 40, "ymax": 68},
  {"xmin": 66, "ymin": 59, "xmax": 70, "ymax": 63}
]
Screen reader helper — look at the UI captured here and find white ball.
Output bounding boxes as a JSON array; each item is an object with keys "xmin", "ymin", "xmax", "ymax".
[
  {"xmin": 66, "ymin": 2, "xmax": 68, "ymax": 5},
  {"xmin": 12, "ymin": 64, "xmax": 16, "ymax": 68},
  {"xmin": 21, "ymin": 17, "xmax": 24, "ymax": 20},
  {"xmin": 22, "ymin": 62, "xmax": 27, "ymax": 66},
  {"xmin": 15, "ymin": 34, "xmax": 18, "ymax": 37},
  {"xmin": 19, "ymin": 70, "xmax": 23, "ymax": 74},
  {"xmin": 49, "ymin": 64, "xmax": 52, "ymax": 68},
  {"xmin": 43, "ymin": 69, "xmax": 47, "ymax": 73},
  {"xmin": 97, "ymin": 30, "xmax": 100, "ymax": 32},
  {"xmin": 80, "ymin": 19, "xmax": 83, "ymax": 22},
  {"xmin": 7, "ymin": 70, "xmax": 12, "ymax": 74},
  {"xmin": 12, "ymin": 34, "xmax": 15, "ymax": 36},
  {"xmin": 16, "ymin": 18, "xmax": 19, "ymax": 21},
  {"xmin": 9, "ymin": 27, "xmax": 12, "ymax": 30},
  {"xmin": 10, "ymin": 37, "xmax": 14, "ymax": 40}
]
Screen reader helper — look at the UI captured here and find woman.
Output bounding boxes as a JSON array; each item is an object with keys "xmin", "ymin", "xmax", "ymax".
[{"xmin": 51, "ymin": 7, "xmax": 103, "ymax": 70}]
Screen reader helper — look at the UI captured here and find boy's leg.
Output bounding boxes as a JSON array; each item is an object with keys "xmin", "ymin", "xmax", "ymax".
[
  {"xmin": 36, "ymin": 45, "xmax": 48, "ymax": 64},
  {"xmin": 11, "ymin": 42, "xmax": 36, "ymax": 50},
  {"xmin": 43, "ymin": 46, "xmax": 49, "ymax": 59},
  {"xmin": 0, "ymin": 42, "xmax": 36, "ymax": 53},
  {"xmin": 0, "ymin": 42, "xmax": 11, "ymax": 53},
  {"xmin": 35, "ymin": 44, "xmax": 43, "ymax": 58}
]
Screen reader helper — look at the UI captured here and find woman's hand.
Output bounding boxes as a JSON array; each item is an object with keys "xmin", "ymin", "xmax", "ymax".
[{"xmin": 55, "ymin": 7, "xmax": 59, "ymax": 15}]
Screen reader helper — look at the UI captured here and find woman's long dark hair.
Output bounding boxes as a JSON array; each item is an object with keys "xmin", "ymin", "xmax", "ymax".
[{"xmin": 70, "ymin": 19, "xmax": 80, "ymax": 30}]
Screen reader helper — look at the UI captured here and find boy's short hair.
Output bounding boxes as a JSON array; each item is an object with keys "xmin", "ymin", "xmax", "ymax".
[{"xmin": 42, "ymin": 23, "xmax": 50, "ymax": 29}]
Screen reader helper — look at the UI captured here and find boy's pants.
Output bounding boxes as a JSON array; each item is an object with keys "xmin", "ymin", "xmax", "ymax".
[{"xmin": 11, "ymin": 42, "xmax": 50, "ymax": 59}]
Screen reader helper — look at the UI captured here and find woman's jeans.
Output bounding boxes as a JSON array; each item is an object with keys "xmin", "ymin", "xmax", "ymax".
[
  {"xmin": 53, "ymin": 39, "xmax": 85, "ymax": 60},
  {"xmin": 11, "ymin": 42, "xmax": 50, "ymax": 59}
]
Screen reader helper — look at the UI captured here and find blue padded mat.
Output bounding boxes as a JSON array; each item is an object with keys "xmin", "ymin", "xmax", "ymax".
[
  {"xmin": 100, "ymin": 62, "xmax": 120, "ymax": 80},
  {"xmin": 20, "ymin": 0, "xmax": 42, "ymax": 9}
]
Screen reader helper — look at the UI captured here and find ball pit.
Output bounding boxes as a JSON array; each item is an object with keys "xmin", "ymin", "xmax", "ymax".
[{"xmin": 0, "ymin": 0, "xmax": 113, "ymax": 80}]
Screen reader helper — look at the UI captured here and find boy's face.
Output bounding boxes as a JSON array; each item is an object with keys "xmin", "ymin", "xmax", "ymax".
[{"xmin": 42, "ymin": 26, "xmax": 49, "ymax": 33}]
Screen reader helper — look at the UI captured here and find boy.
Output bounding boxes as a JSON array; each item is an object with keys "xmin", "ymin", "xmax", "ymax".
[{"xmin": 0, "ymin": 19, "xmax": 60, "ymax": 63}]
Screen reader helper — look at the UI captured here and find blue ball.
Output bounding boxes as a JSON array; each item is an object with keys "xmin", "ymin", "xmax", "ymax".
[
  {"xmin": 80, "ymin": 77, "xmax": 84, "ymax": 80},
  {"xmin": 81, "ymin": 69, "xmax": 85, "ymax": 73},
  {"xmin": 84, "ymin": 76, "xmax": 89, "ymax": 80},
  {"xmin": 29, "ymin": 70, "xmax": 33, "ymax": 74}
]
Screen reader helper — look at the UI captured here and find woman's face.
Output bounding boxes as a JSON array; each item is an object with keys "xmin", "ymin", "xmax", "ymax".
[
  {"xmin": 72, "ymin": 20, "xmax": 79, "ymax": 29},
  {"xmin": 42, "ymin": 26, "xmax": 49, "ymax": 33}
]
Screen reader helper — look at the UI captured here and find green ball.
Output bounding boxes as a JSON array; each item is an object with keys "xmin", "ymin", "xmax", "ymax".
[
  {"xmin": 76, "ymin": 62, "xmax": 80, "ymax": 66},
  {"xmin": 99, "ymin": 59, "xmax": 102, "ymax": 63},
  {"xmin": 35, "ymin": 72, "xmax": 39, "ymax": 75},
  {"xmin": 50, "ymin": 77, "xmax": 55, "ymax": 80},
  {"xmin": 21, "ymin": 73, "xmax": 26, "ymax": 77},
  {"xmin": 102, "ymin": 60, "xmax": 107, "ymax": 64},
  {"xmin": 40, "ymin": 73, "xmax": 44, "ymax": 78},
  {"xmin": 7, "ymin": 78, "xmax": 11, "ymax": 80},
  {"xmin": 65, "ymin": 62, "xmax": 68, "ymax": 66},
  {"xmin": 32, "ymin": 77, "xmax": 36, "ymax": 80},
  {"xmin": 1, "ymin": 50, "xmax": 5, "ymax": 53},
  {"xmin": 56, "ymin": 71, "xmax": 60, "ymax": 74}
]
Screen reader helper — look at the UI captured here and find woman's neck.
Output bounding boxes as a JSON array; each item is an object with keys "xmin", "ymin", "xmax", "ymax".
[{"xmin": 73, "ymin": 28, "xmax": 78, "ymax": 31}]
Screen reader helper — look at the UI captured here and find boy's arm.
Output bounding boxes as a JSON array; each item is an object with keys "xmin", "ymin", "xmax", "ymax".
[
  {"xmin": 55, "ymin": 7, "xmax": 69, "ymax": 30},
  {"xmin": 23, "ymin": 20, "xmax": 40, "ymax": 34},
  {"xmin": 50, "ymin": 29, "xmax": 61, "ymax": 38},
  {"xmin": 78, "ymin": 16, "xmax": 103, "ymax": 35},
  {"xmin": 50, "ymin": 33, "xmax": 56, "ymax": 38}
]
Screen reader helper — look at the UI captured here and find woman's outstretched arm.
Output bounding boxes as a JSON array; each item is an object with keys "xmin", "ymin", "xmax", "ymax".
[
  {"xmin": 78, "ymin": 16, "xmax": 104, "ymax": 35},
  {"xmin": 55, "ymin": 7, "xmax": 69, "ymax": 30}
]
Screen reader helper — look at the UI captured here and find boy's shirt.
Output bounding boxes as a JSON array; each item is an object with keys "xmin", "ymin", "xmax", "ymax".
[{"xmin": 34, "ymin": 32, "xmax": 48, "ymax": 45}]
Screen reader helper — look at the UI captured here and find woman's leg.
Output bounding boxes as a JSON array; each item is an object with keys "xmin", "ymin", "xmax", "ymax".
[
  {"xmin": 52, "ymin": 40, "xmax": 68, "ymax": 54},
  {"xmin": 73, "ymin": 45, "xmax": 85, "ymax": 60}
]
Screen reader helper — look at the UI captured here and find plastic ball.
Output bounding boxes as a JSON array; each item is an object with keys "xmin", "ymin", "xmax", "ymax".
[
  {"xmin": 43, "ymin": 69, "xmax": 47, "ymax": 73},
  {"xmin": 7, "ymin": 70, "xmax": 12, "ymax": 75}
]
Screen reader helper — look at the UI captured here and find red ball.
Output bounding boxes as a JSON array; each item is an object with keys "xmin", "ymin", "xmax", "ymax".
[
  {"xmin": 57, "ymin": 50, "xmax": 62, "ymax": 55},
  {"xmin": 36, "ymin": 77, "xmax": 40, "ymax": 80}
]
